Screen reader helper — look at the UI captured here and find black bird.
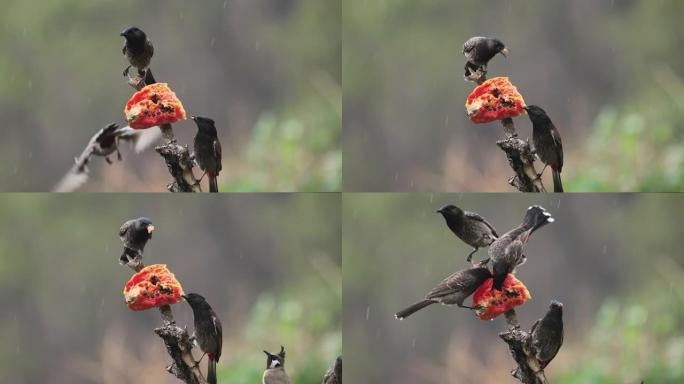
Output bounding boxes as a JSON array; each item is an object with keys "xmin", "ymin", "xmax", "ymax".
[
  {"xmin": 184, "ymin": 293, "xmax": 223, "ymax": 384},
  {"xmin": 525, "ymin": 105, "xmax": 564, "ymax": 192},
  {"xmin": 192, "ymin": 116, "xmax": 223, "ymax": 193},
  {"xmin": 54, "ymin": 123, "xmax": 161, "ymax": 192},
  {"xmin": 530, "ymin": 301, "xmax": 564, "ymax": 370},
  {"xmin": 323, "ymin": 356, "xmax": 342, "ymax": 384},
  {"xmin": 120, "ymin": 27, "xmax": 154, "ymax": 78},
  {"xmin": 437, "ymin": 204, "xmax": 498, "ymax": 262},
  {"xmin": 263, "ymin": 346, "xmax": 291, "ymax": 384},
  {"xmin": 463, "ymin": 36, "xmax": 509, "ymax": 78},
  {"xmin": 395, "ymin": 260, "xmax": 492, "ymax": 320},
  {"xmin": 118, "ymin": 217, "xmax": 155, "ymax": 266},
  {"xmin": 488, "ymin": 206, "xmax": 554, "ymax": 291}
]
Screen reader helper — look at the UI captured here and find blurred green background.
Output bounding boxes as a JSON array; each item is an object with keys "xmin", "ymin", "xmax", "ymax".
[
  {"xmin": 0, "ymin": 0, "xmax": 341, "ymax": 192},
  {"xmin": 343, "ymin": 193, "xmax": 684, "ymax": 383},
  {"xmin": 0, "ymin": 194, "xmax": 341, "ymax": 383},
  {"xmin": 343, "ymin": 0, "xmax": 684, "ymax": 192}
]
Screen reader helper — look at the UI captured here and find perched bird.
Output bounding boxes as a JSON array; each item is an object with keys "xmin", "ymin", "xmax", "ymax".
[
  {"xmin": 121, "ymin": 27, "xmax": 154, "ymax": 78},
  {"xmin": 118, "ymin": 217, "xmax": 155, "ymax": 266},
  {"xmin": 395, "ymin": 260, "xmax": 492, "ymax": 320},
  {"xmin": 488, "ymin": 206, "xmax": 554, "ymax": 291},
  {"xmin": 54, "ymin": 123, "xmax": 161, "ymax": 192},
  {"xmin": 525, "ymin": 105, "xmax": 564, "ymax": 192},
  {"xmin": 192, "ymin": 116, "xmax": 223, "ymax": 193},
  {"xmin": 530, "ymin": 301, "xmax": 564, "ymax": 370},
  {"xmin": 184, "ymin": 293, "xmax": 223, "ymax": 384},
  {"xmin": 437, "ymin": 204, "xmax": 498, "ymax": 262},
  {"xmin": 263, "ymin": 346, "xmax": 291, "ymax": 384},
  {"xmin": 322, "ymin": 356, "xmax": 342, "ymax": 384},
  {"xmin": 462, "ymin": 36, "xmax": 509, "ymax": 78}
]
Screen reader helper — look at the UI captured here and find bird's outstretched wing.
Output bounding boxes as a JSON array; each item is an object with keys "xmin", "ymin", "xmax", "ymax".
[
  {"xmin": 117, "ymin": 125, "xmax": 162, "ymax": 153},
  {"xmin": 53, "ymin": 138, "xmax": 97, "ymax": 192}
]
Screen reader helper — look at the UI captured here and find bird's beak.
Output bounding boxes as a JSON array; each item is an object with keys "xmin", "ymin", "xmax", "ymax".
[
  {"xmin": 436, "ymin": 209, "xmax": 442, "ymax": 213},
  {"xmin": 181, "ymin": 294, "xmax": 187, "ymax": 300},
  {"xmin": 190, "ymin": 116, "xmax": 196, "ymax": 121},
  {"xmin": 120, "ymin": 32, "xmax": 126, "ymax": 37},
  {"xmin": 500, "ymin": 47, "xmax": 510, "ymax": 57},
  {"xmin": 147, "ymin": 225, "xmax": 155, "ymax": 234}
]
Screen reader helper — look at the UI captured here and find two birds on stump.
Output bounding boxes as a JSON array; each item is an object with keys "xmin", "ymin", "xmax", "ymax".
[
  {"xmin": 464, "ymin": 36, "xmax": 564, "ymax": 192},
  {"xmin": 121, "ymin": 26, "xmax": 223, "ymax": 192}
]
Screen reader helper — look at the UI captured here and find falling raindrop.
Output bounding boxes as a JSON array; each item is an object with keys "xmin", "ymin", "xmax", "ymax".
[
  {"xmin": 223, "ymin": 0, "xmax": 228, "ymax": 9},
  {"xmin": 365, "ymin": 306, "xmax": 370, "ymax": 320},
  {"xmin": 412, "ymin": 338, "xmax": 416, "ymax": 348},
  {"xmin": 210, "ymin": 38, "xmax": 216, "ymax": 48},
  {"xmin": 602, "ymin": 245, "xmax": 608, "ymax": 254}
]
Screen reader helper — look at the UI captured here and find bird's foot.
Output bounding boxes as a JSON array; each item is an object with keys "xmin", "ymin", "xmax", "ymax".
[
  {"xmin": 105, "ymin": 156, "xmax": 113, "ymax": 165},
  {"xmin": 117, "ymin": 149, "xmax": 123, "ymax": 161},
  {"xmin": 465, "ymin": 67, "xmax": 487, "ymax": 83},
  {"xmin": 466, "ymin": 249, "xmax": 477, "ymax": 263},
  {"xmin": 123, "ymin": 66, "xmax": 131, "ymax": 77}
]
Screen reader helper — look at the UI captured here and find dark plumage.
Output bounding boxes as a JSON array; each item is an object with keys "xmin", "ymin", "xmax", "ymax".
[
  {"xmin": 488, "ymin": 206, "xmax": 554, "ymax": 291},
  {"xmin": 192, "ymin": 116, "xmax": 223, "ymax": 193},
  {"xmin": 118, "ymin": 217, "xmax": 155, "ymax": 265},
  {"xmin": 525, "ymin": 105, "xmax": 564, "ymax": 192},
  {"xmin": 394, "ymin": 261, "xmax": 492, "ymax": 320},
  {"xmin": 437, "ymin": 204, "xmax": 498, "ymax": 262},
  {"xmin": 323, "ymin": 356, "xmax": 342, "ymax": 384},
  {"xmin": 263, "ymin": 346, "xmax": 291, "ymax": 384},
  {"xmin": 530, "ymin": 301, "xmax": 564, "ymax": 369},
  {"xmin": 184, "ymin": 293, "xmax": 223, "ymax": 384},
  {"xmin": 121, "ymin": 27, "xmax": 154, "ymax": 78},
  {"xmin": 462, "ymin": 36, "xmax": 509, "ymax": 78}
]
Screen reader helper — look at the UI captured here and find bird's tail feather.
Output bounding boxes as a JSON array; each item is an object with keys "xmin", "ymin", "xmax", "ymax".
[
  {"xmin": 522, "ymin": 205, "xmax": 554, "ymax": 235},
  {"xmin": 552, "ymin": 169, "xmax": 563, "ymax": 192},
  {"xmin": 208, "ymin": 358, "xmax": 217, "ymax": 384},
  {"xmin": 208, "ymin": 175, "xmax": 219, "ymax": 193},
  {"xmin": 395, "ymin": 300, "xmax": 434, "ymax": 320}
]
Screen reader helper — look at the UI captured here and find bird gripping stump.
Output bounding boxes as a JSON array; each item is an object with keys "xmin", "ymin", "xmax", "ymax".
[
  {"xmin": 467, "ymin": 69, "xmax": 545, "ymax": 193},
  {"xmin": 123, "ymin": 248, "xmax": 207, "ymax": 383},
  {"xmin": 128, "ymin": 69, "xmax": 201, "ymax": 193}
]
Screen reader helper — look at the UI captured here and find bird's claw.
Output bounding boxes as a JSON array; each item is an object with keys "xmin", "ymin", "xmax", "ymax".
[{"xmin": 105, "ymin": 156, "xmax": 113, "ymax": 165}]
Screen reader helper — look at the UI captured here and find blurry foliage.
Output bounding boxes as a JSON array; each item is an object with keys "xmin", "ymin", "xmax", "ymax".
[
  {"xmin": 557, "ymin": 296, "xmax": 684, "ymax": 384},
  {"xmin": 219, "ymin": 288, "xmax": 341, "ymax": 384}
]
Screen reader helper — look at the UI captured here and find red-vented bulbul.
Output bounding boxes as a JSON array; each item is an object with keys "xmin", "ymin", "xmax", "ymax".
[
  {"xmin": 184, "ymin": 293, "xmax": 223, "ymax": 384},
  {"xmin": 437, "ymin": 204, "xmax": 498, "ymax": 262},
  {"xmin": 54, "ymin": 123, "xmax": 162, "ymax": 192},
  {"xmin": 323, "ymin": 356, "xmax": 341, "ymax": 384},
  {"xmin": 463, "ymin": 36, "xmax": 509, "ymax": 78},
  {"xmin": 530, "ymin": 301, "xmax": 564, "ymax": 370},
  {"xmin": 192, "ymin": 116, "xmax": 223, "ymax": 193},
  {"xmin": 118, "ymin": 217, "xmax": 155, "ymax": 265},
  {"xmin": 395, "ymin": 260, "xmax": 492, "ymax": 320},
  {"xmin": 525, "ymin": 105, "xmax": 564, "ymax": 192},
  {"xmin": 488, "ymin": 206, "xmax": 554, "ymax": 291},
  {"xmin": 263, "ymin": 346, "xmax": 291, "ymax": 384},
  {"xmin": 121, "ymin": 27, "xmax": 154, "ymax": 78}
]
